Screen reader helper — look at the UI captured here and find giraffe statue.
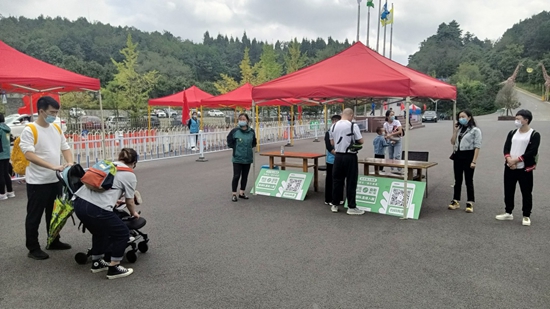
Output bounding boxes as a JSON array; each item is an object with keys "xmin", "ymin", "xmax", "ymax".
[
  {"xmin": 505, "ymin": 62, "xmax": 523, "ymax": 85},
  {"xmin": 539, "ymin": 62, "xmax": 550, "ymax": 101}
]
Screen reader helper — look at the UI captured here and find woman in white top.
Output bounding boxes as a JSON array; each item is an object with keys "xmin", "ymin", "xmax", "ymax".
[
  {"xmin": 496, "ymin": 109, "xmax": 540, "ymax": 226},
  {"xmin": 73, "ymin": 148, "xmax": 139, "ymax": 279},
  {"xmin": 383, "ymin": 110, "xmax": 403, "ymax": 173}
]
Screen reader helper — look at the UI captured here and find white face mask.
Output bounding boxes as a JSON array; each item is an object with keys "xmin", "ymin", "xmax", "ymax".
[{"xmin": 514, "ymin": 120, "xmax": 523, "ymax": 129}]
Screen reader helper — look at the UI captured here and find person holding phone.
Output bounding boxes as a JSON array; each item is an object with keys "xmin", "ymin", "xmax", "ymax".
[
  {"xmin": 383, "ymin": 110, "xmax": 403, "ymax": 174},
  {"xmin": 449, "ymin": 110, "xmax": 482, "ymax": 213}
]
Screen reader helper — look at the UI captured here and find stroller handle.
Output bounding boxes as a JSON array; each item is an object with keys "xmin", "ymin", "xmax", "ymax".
[{"xmin": 56, "ymin": 170, "xmax": 64, "ymax": 182}]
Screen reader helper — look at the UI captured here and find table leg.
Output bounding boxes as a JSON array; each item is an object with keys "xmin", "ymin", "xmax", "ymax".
[
  {"xmin": 269, "ymin": 156, "xmax": 274, "ymax": 169},
  {"xmin": 313, "ymin": 158, "xmax": 318, "ymax": 192},
  {"xmin": 364, "ymin": 164, "xmax": 369, "ymax": 176},
  {"xmin": 407, "ymin": 168, "xmax": 414, "ymax": 180},
  {"xmin": 374, "ymin": 165, "xmax": 379, "ymax": 175},
  {"xmin": 281, "ymin": 156, "xmax": 286, "ymax": 170}
]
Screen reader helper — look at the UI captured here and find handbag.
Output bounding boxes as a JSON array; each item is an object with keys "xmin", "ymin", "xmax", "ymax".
[{"xmin": 449, "ymin": 152, "xmax": 455, "ymax": 160}]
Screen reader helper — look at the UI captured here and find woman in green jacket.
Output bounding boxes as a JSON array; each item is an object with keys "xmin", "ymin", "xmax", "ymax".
[
  {"xmin": 0, "ymin": 114, "xmax": 14, "ymax": 200},
  {"xmin": 227, "ymin": 113, "xmax": 257, "ymax": 202}
]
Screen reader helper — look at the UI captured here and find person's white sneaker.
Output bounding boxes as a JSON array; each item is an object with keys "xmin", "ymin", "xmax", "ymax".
[
  {"xmin": 0, "ymin": 194, "xmax": 7, "ymax": 200},
  {"xmin": 522, "ymin": 217, "xmax": 531, "ymax": 226},
  {"xmin": 6, "ymin": 192, "xmax": 15, "ymax": 198},
  {"xmin": 495, "ymin": 213, "xmax": 514, "ymax": 221},
  {"xmin": 330, "ymin": 204, "xmax": 339, "ymax": 213},
  {"xmin": 347, "ymin": 208, "xmax": 365, "ymax": 215}
]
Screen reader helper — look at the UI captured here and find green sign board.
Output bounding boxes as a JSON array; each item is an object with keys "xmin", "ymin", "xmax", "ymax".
[
  {"xmin": 347, "ymin": 176, "xmax": 426, "ymax": 219},
  {"xmin": 253, "ymin": 169, "xmax": 313, "ymax": 201},
  {"xmin": 309, "ymin": 121, "xmax": 320, "ymax": 130}
]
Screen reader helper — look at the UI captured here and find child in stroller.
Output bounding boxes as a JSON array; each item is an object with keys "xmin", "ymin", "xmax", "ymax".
[{"xmin": 58, "ymin": 160, "xmax": 150, "ymax": 268}]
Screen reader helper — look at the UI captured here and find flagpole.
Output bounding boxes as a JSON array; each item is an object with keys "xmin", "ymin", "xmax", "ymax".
[
  {"xmin": 356, "ymin": 0, "xmax": 362, "ymax": 43},
  {"xmin": 366, "ymin": 6, "xmax": 371, "ymax": 47},
  {"xmin": 382, "ymin": 20, "xmax": 387, "ymax": 56},
  {"xmin": 376, "ymin": 0, "xmax": 382, "ymax": 52},
  {"xmin": 389, "ymin": 3, "xmax": 394, "ymax": 59}
]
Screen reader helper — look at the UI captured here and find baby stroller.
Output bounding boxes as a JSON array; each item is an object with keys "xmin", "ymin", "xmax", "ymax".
[{"xmin": 57, "ymin": 164, "xmax": 150, "ymax": 264}]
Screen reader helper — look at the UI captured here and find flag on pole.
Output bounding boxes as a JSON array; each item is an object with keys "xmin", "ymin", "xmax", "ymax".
[
  {"xmin": 367, "ymin": 0, "xmax": 375, "ymax": 8},
  {"xmin": 384, "ymin": 8, "xmax": 394, "ymax": 26},
  {"xmin": 380, "ymin": 2, "xmax": 390, "ymax": 25}
]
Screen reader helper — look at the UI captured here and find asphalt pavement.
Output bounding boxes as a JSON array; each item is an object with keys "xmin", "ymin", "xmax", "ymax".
[{"xmin": 0, "ymin": 90, "xmax": 549, "ymax": 309}]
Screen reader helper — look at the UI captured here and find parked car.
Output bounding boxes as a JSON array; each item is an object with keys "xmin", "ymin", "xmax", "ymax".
[
  {"xmin": 154, "ymin": 109, "xmax": 167, "ymax": 118},
  {"xmin": 78, "ymin": 116, "xmax": 103, "ymax": 130},
  {"xmin": 105, "ymin": 116, "xmax": 129, "ymax": 130},
  {"xmin": 172, "ymin": 115, "xmax": 184, "ymax": 126},
  {"xmin": 207, "ymin": 109, "xmax": 225, "ymax": 117},
  {"xmin": 164, "ymin": 109, "xmax": 178, "ymax": 118},
  {"xmin": 69, "ymin": 108, "xmax": 86, "ymax": 118},
  {"xmin": 8, "ymin": 114, "xmax": 66, "ymax": 137},
  {"xmin": 142, "ymin": 115, "xmax": 160, "ymax": 127},
  {"xmin": 422, "ymin": 111, "xmax": 438, "ymax": 123}
]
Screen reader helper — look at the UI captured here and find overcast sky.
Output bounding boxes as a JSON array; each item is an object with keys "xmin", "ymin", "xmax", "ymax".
[{"xmin": 0, "ymin": 0, "xmax": 547, "ymax": 65}]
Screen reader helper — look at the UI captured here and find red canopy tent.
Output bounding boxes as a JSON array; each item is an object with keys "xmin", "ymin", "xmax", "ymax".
[
  {"xmin": 0, "ymin": 40, "xmax": 100, "ymax": 93},
  {"xmin": 252, "ymin": 42, "xmax": 456, "ymax": 101},
  {"xmin": 201, "ymin": 83, "xmax": 310, "ymax": 108},
  {"xmin": 148, "ymin": 86, "xmax": 213, "ymax": 124}
]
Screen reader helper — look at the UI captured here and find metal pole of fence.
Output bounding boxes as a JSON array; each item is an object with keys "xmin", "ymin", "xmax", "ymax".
[
  {"xmin": 98, "ymin": 91, "xmax": 107, "ymax": 158},
  {"xmin": 313, "ymin": 122, "xmax": 319, "ymax": 142},
  {"xmin": 196, "ymin": 131, "xmax": 208, "ymax": 162}
]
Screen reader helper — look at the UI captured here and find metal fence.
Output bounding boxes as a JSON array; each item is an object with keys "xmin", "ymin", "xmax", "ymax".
[{"xmin": 11, "ymin": 119, "xmax": 368, "ymax": 181}]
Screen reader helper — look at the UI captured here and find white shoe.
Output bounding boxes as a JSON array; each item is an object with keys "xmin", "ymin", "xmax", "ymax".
[
  {"xmin": 347, "ymin": 208, "xmax": 365, "ymax": 215},
  {"xmin": 0, "ymin": 194, "xmax": 7, "ymax": 200},
  {"xmin": 128, "ymin": 236, "xmax": 136, "ymax": 243},
  {"xmin": 522, "ymin": 217, "xmax": 531, "ymax": 226},
  {"xmin": 495, "ymin": 213, "xmax": 514, "ymax": 221},
  {"xmin": 6, "ymin": 192, "xmax": 15, "ymax": 198},
  {"xmin": 330, "ymin": 205, "xmax": 339, "ymax": 213}
]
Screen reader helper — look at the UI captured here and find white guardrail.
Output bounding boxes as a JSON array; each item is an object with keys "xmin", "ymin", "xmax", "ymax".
[{"xmin": 12, "ymin": 120, "xmax": 368, "ymax": 181}]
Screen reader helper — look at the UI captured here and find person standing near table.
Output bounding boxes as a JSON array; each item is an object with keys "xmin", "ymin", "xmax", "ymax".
[
  {"xmin": 19, "ymin": 96, "xmax": 73, "ymax": 260},
  {"xmin": 448, "ymin": 110, "xmax": 482, "ymax": 213},
  {"xmin": 496, "ymin": 109, "xmax": 540, "ymax": 226},
  {"xmin": 227, "ymin": 113, "xmax": 257, "ymax": 202},
  {"xmin": 383, "ymin": 110, "xmax": 403, "ymax": 174},
  {"xmin": 330, "ymin": 108, "xmax": 364, "ymax": 215},
  {"xmin": 324, "ymin": 114, "xmax": 341, "ymax": 205},
  {"xmin": 187, "ymin": 111, "xmax": 200, "ymax": 150}
]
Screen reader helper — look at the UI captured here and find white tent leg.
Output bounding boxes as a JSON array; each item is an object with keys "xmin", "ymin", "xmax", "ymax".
[
  {"xmin": 252, "ymin": 100, "xmax": 257, "ymax": 196},
  {"xmin": 98, "ymin": 91, "xmax": 107, "ymax": 158},
  {"xmin": 401, "ymin": 97, "xmax": 411, "ymax": 220}
]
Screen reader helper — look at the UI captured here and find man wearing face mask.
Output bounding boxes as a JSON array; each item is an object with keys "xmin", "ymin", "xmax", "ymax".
[
  {"xmin": 19, "ymin": 96, "xmax": 74, "ymax": 260},
  {"xmin": 187, "ymin": 111, "xmax": 200, "ymax": 150},
  {"xmin": 496, "ymin": 109, "xmax": 540, "ymax": 226}
]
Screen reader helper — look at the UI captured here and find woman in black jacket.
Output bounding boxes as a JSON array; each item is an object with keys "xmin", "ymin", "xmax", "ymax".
[{"xmin": 495, "ymin": 110, "xmax": 540, "ymax": 226}]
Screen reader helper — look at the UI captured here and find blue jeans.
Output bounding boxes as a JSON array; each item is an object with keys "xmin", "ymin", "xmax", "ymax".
[
  {"xmin": 74, "ymin": 198, "xmax": 129, "ymax": 262},
  {"xmin": 387, "ymin": 139, "xmax": 402, "ymax": 171}
]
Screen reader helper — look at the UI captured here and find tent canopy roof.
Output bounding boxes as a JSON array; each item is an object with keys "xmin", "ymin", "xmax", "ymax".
[
  {"xmin": 148, "ymin": 86, "xmax": 213, "ymax": 107},
  {"xmin": 0, "ymin": 40, "xmax": 100, "ymax": 93},
  {"xmin": 252, "ymin": 42, "xmax": 456, "ymax": 101}
]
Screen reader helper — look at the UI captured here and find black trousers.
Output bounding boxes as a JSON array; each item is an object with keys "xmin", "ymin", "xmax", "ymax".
[
  {"xmin": 25, "ymin": 181, "xmax": 62, "ymax": 251},
  {"xmin": 374, "ymin": 154, "xmax": 385, "ymax": 171},
  {"xmin": 332, "ymin": 153, "xmax": 359, "ymax": 208},
  {"xmin": 74, "ymin": 197, "xmax": 130, "ymax": 261},
  {"xmin": 325, "ymin": 163, "xmax": 334, "ymax": 203},
  {"xmin": 232, "ymin": 163, "xmax": 251, "ymax": 192},
  {"xmin": 453, "ymin": 158, "xmax": 475, "ymax": 202},
  {"xmin": 504, "ymin": 166, "xmax": 534, "ymax": 217},
  {"xmin": 0, "ymin": 159, "xmax": 13, "ymax": 194}
]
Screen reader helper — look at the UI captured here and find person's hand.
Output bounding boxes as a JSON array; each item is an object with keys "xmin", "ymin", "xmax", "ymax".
[
  {"xmin": 131, "ymin": 211, "xmax": 140, "ymax": 219},
  {"xmin": 509, "ymin": 164, "xmax": 517, "ymax": 170},
  {"xmin": 470, "ymin": 162, "xmax": 476, "ymax": 169},
  {"xmin": 505, "ymin": 157, "xmax": 513, "ymax": 165},
  {"xmin": 453, "ymin": 124, "xmax": 460, "ymax": 133},
  {"xmin": 51, "ymin": 165, "xmax": 65, "ymax": 172},
  {"xmin": 331, "ymin": 150, "xmax": 336, "ymax": 154},
  {"xmin": 63, "ymin": 163, "xmax": 74, "ymax": 169}
]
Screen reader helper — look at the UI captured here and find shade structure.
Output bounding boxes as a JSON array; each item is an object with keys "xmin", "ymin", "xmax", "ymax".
[
  {"xmin": 148, "ymin": 86, "xmax": 213, "ymax": 108},
  {"xmin": 201, "ymin": 83, "xmax": 306, "ymax": 108},
  {"xmin": 252, "ymin": 42, "xmax": 456, "ymax": 101},
  {"xmin": 0, "ymin": 40, "xmax": 100, "ymax": 93}
]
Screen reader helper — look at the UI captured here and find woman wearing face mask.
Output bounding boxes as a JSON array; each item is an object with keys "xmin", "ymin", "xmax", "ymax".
[
  {"xmin": 449, "ymin": 110, "xmax": 482, "ymax": 213},
  {"xmin": 496, "ymin": 109, "xmax": 540, "ymax": 226},
  {"xmin": 187, "ymin": 111, "xmax": 200, "ymax": 150},
  {"xmin": 226, "ymin": 113, "xmax": 257, "ymax": 202},
  {"xmin": 383, "ymin": 110, "xmax": 403, "ymax": 174}
]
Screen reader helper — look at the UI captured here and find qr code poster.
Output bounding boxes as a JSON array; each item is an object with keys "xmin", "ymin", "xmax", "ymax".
[
  {"xmin": 352, "ymin": 176, "xmax": 426, "ymax": 219},
  {"xmin": 253, "ymin": 169, "xmax": 313, "ymax": 201}
]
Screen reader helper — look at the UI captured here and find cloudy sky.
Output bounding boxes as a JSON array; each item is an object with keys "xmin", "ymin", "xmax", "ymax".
[{"xmin": 0, "ymin": 0, "xmax": 547, "ymax": 64}]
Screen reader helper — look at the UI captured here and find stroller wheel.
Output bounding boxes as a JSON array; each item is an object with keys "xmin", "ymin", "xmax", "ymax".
[
  {"xmin": 126, "ymin": 250, "xmax": 137, "ymax": 263},
  {"xmin": 138, "ymin": 242, "xmax": 148, "ymax": 253},
  {"xmin": 75, "ymin": 252, "xmax": 88, "ymax": 265}
]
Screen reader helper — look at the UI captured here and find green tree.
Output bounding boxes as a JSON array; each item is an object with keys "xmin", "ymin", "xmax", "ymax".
[
  {"xmin": 495, "ymin": 83, "xmax": 521, "ymax": 116},
  {"xmin": 213, "ymin": 73, "xmax": 240, "ymax": 94},
  {"xmin": 239, "ymin": 47, "xmax": 256, "ymax": 84},
  {"xmin": 104, "ymin": 34, "xmax": 158, "ymax": 116},
  {"xmin": 255, "ymin": 44, "xmax": 282, "ymax": 84},
  {"xmin": 284, "ymin": 39, "xmax": 307, "ymax": 74}
]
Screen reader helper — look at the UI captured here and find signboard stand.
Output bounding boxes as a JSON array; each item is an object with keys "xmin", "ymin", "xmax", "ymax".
[{"xmin": 253, "ymin": 169, "xmax": 313, "ymax": 201}]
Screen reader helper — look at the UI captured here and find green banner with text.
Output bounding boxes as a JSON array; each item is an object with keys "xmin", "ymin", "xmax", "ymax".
[
  {"xmin": 348, "ymin": 176, "xmax": 426, "ymax": 219},
  {"xmin": 253, "ymin": 169, "xmax": 313, "ymax": 201}
]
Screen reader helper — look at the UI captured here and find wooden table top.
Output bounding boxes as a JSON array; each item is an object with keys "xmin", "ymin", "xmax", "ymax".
[
  {"xmin": 260, "ymin": 151, "xmax": 326, "ymax": 159},
  {"xmin": 358, "ymin": 158, "xmax": 438, "ymax": 169}
]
